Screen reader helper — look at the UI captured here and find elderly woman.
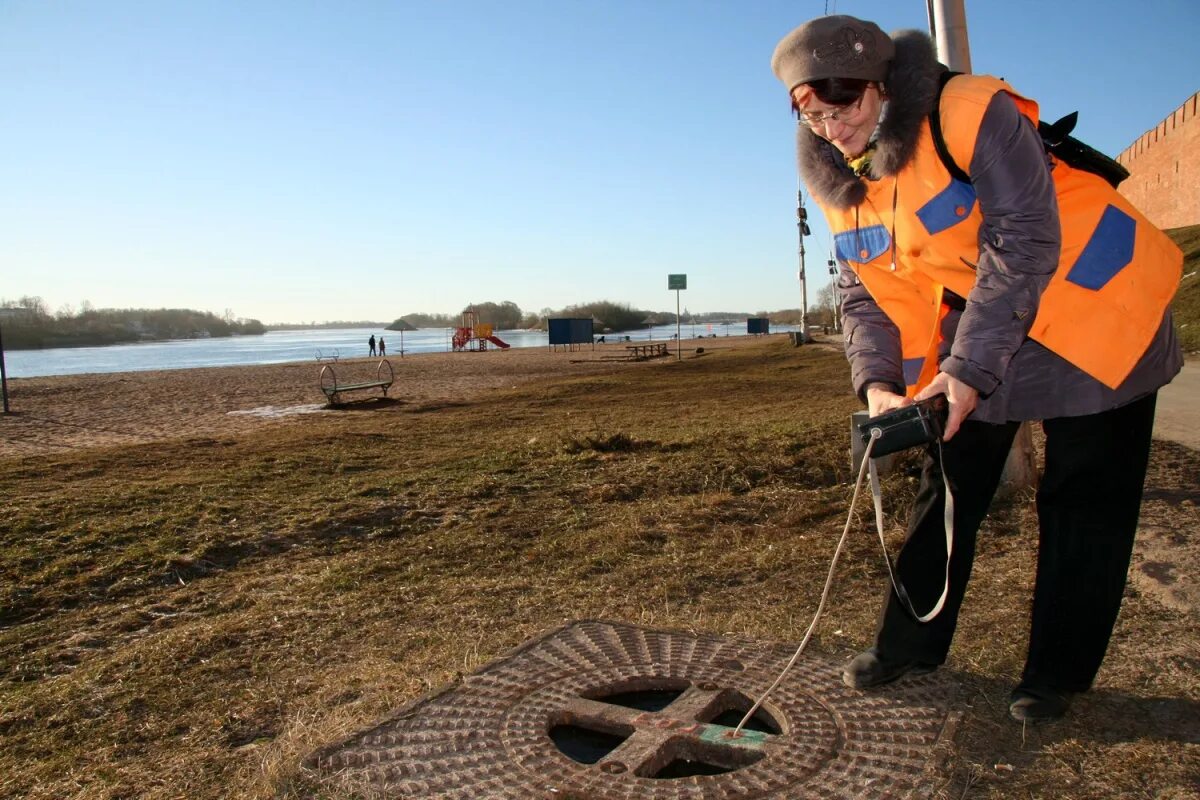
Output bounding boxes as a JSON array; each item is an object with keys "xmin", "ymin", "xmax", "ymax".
[{"xmin": 771, "ymin": 16, "xmax": 1182, "ymax": 722}]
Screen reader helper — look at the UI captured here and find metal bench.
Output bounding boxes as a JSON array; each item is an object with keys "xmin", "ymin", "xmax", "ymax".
[
  {"xmin": 625, "ymin": 343, "xmax": 668, "ymax": 360},
  {"xmin": 315, "ymin": 348, "xmax": 341, "ymax": 363},
  {"xmin": 319, "ymin": 360, "xmax": 394, "ymax": 405}
]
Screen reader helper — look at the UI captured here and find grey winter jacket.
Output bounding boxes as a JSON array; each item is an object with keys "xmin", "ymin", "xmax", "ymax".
[{"xmin": 799, "ymin": 30, "xmax": 1181, "ymax": 422}]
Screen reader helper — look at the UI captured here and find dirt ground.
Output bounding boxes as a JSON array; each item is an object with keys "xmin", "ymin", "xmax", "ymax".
[
  {"xmin": 3, "ymin": 339, "xmax": 1195, "ymax": 648},
  {"xmin": 1, "ymin": 336, "xmax": 1196, "ymax": 799},
  {"xmin": 0, "ymin": 338, "xmax": 726, "ymax": 455}
]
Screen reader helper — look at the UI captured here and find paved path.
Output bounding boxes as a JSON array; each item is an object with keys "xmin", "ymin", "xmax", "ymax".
[{"xmin": 1155, "ymin": 359, "xmax": 1199, "ymax": 450}]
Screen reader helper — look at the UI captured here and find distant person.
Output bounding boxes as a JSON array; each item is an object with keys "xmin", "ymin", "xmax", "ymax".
[
  {"xmin": 771, "ymin": 15, "xmax": 1182, "ymax": 722},
  {"xmin": 368, "ymin": 334, "xmax": 376, "ymax": 357},
  {"xmin": 378, "ymin": 337, "xmax": 386, "ymax": 356}
]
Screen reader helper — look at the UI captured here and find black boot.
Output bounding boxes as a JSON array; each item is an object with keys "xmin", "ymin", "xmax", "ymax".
[
  {"xmin": 842, "ymin": 648, "xmax": 938, "ymax": 690},
  {"xmin": 1008, "ymin": 684, "xmax": 1074, "ymax": 722}
]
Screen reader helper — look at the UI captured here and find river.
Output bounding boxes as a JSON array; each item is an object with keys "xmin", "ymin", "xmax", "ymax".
[{"xmin": 2, "ymin": 321, "xmax": 792, "ymax": 378}]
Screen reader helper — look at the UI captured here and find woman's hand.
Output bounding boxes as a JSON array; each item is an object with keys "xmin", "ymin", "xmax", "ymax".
[
  {"xmin": 914, "ymin": 372, "xmax": 978, "ymax": 441},
  {"xmin": 864, "ymin": 382, "xmax": 910, "ymax": 418}
]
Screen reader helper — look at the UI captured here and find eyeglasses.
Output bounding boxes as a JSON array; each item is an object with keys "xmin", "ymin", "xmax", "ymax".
[{"xmin": 793, "ymin": 90, "xmax": 868, "ymax": 128}]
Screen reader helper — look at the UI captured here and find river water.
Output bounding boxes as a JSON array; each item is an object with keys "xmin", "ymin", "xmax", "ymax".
[{"xmin": 3, "ymin": 321, "xmax": 790, "ymax": 379}]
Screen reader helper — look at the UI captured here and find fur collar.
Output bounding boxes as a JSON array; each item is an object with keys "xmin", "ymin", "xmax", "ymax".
[{"xmin": 797, "ymin": 29, "xmax": 945, "ymax": 209}]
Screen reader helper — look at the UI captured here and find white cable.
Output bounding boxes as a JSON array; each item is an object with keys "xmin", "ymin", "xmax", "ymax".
[{"xmin": 732, "ymin": 430, "xmax": 881, "ymax": 737}]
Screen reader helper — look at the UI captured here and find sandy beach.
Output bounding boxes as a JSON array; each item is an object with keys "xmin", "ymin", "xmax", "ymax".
[{"xmin": 0, "ymin": 335, "xmax": 772, "ymax": 456}]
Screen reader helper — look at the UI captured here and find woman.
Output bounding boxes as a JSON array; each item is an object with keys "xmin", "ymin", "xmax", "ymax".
[{"xmin": 771, "ymin": 15, "xmax": 1182, "ymax": 722}]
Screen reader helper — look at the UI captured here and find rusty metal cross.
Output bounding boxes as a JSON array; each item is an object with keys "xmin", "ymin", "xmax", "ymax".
[{"xmin": 557, "ymin": 683, "xmax": 775, "ymax": 779}]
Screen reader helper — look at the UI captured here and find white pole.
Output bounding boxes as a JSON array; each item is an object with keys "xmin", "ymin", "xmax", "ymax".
[
  {"xmin": 928, "ymin": 2, "xmax": 1037, "ymax": 495},
  {"xmin": 675, "ymin": 290, "xmax": 681, "ymax": 361},
  {"xmin": 929, "ymin": 0, "xmax": 972, "ymax": 73}
]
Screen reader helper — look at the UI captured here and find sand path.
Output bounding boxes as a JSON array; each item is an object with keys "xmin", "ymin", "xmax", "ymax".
[{"xmin": 0, "ymin": 337, "xmax": 752, "ymax": 455}]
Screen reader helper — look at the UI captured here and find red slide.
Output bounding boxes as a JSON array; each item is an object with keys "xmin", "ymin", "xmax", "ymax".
[{"xmin": 485, "ymin": 335, "xmax": 511, "ymax": 349}]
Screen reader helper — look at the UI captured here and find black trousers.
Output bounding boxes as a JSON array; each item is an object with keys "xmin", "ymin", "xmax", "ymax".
[{"xmin": 875, "ymin": 393, "xmax": 1157, "ymax": 692}]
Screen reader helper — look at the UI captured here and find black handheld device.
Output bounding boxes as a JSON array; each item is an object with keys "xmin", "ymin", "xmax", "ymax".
[{"xmin": 858, "ymin": 394, "xmax": 949, "ymax": 458}]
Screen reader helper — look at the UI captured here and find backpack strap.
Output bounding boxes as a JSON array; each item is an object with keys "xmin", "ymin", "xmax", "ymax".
[
  {"xmin": 929, "ymin": 70, "xmax": 970, "ymax": 183},
  {"xmin": 930, "ymin": 71, "xmax": 1130, "ymax": 188}
]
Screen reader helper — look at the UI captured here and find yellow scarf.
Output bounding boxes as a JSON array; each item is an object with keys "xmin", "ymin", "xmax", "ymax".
[{"xmin": 846, "ymin": 142, "xmax": 877, "ymax": 178}]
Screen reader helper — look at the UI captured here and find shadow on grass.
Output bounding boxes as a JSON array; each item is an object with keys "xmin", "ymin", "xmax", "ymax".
[
  {"xmin": 0, "ymin": 498, "xmax": 438, "ymax": 630},
  {"xmin": 935, "ymin": 668, "xmax": 1200, "ymax": 776},
  {"xmin": 323, "ymin": 397, "xmax": 405, "ymax": 412},
  {"xmin": 1077, "ymin": 688, "xmax": 1200, "ymax": 745},
  {"xmin": 1142, "ymin": 485, "xmax": 1200, "ymax": 505}
]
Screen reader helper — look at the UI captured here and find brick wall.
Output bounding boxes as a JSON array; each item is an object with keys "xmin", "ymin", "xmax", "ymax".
[{"xmin": 1115, "ymin": 92, "xmax": 1200, "ymax": 230}]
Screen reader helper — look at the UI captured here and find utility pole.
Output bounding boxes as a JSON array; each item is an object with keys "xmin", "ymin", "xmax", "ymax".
[
  {"xmin": 926, "ymin": 0, "xmax": 971, "ymax": 72},
  {"xmin": 797, "ymin": 186, "xmax": 811, "ymax": 341},
  {"xmin": 927, "ymin": 0, "xmax": 1036, "ymax": 493},
  {"xmin": 828, "ymin": 255, "xmax": 841, "ymax": 333}
]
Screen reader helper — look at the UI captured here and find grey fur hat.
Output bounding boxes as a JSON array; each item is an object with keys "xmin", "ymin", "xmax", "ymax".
[{"xmin": 771, "ymin": 15, "xmax": 895, "ymax": 92}]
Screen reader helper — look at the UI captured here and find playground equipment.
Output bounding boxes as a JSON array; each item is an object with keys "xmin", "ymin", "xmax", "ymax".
[{"xmin": 452, "ymin": 309, "xmax": 511, "ymax": 352}]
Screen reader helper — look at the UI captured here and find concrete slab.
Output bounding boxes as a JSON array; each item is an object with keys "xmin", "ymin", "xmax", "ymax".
[{"xmin": 1155, "ymin": 360, "xmax": 1199, "ymax": 450}]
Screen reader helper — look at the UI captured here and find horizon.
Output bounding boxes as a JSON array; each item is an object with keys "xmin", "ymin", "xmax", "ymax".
[
  {"xmin": 3, "ymin": 0, "xmax": 1197, "ymax": 324},
  {"xmin": 0, "ymin": 296, "xmax": 810, "ymax": 328}
]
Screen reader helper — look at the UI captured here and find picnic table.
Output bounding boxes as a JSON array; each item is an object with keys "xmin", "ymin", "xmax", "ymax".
[{"xmin": 625, "ymin": 343, "xmax": 669, "ymax": 360}]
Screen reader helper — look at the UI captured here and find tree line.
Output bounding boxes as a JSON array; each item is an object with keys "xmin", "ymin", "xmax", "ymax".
[
  {"xmin": 390, "ymin": 299, "xmax": 828, "ymax": 334},
  {"xmin": 1, "ymin": 292, "xmax": 838, "ymax": 352},
  {"xmin": 0, "ymin": 296, "xmax": 265, "ymax": 350}
]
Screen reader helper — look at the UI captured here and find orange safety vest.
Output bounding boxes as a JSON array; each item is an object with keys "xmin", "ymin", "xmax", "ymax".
[{"xmin": 817, "ymin": 74, "xmax": 1181, "ymax": 395}]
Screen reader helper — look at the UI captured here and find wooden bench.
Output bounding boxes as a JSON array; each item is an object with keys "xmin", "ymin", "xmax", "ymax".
[
  {"xmin": 625, "ymin": 343, "xmax": 669, "ymax": 360},
  {"xmin": 319, "ymin": 360, "xmax": 394, "ymax": 405}
]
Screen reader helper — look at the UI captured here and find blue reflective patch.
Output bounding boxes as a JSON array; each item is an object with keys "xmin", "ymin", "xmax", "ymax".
[
  {"xmin": 915, "ymin": 179, "xmax": 977, "ymax": 235},
  {"xmin": 834, "ymin": 225, "xmax": 891, "ymax": 263},
  {"xmin": 1065, "ymin": 205, "xmax": 1136, "ymax": 290},
  {"xmin": 902, "ymin": 357, "xmax": 925, "ymax": 387}
]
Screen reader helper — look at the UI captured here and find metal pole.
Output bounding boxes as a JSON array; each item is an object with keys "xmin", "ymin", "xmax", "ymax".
[
  {"xmin": 927, "ymin": 4, "xmax": 1038, "ymax": 495},
  {"xmin": 797, "ymin": 187, "xmax": 809, "ymax": 342},
  {"xmin": 929, "ymin": 0, "xmax": 972, "ymax": 73},
  {"xmin": 0, "ymin": 318, "xmax": 9, "ymax": 414},
  {"xmin": 0, "ymin": 308, "xmax": 28, "ymax": 415},
  {"xmin": 675, "ymin": 290, "xmax": 681, "ymax": 361},
  {"xmin": 828, "ymin": 256, "xmax": 842, "ymax": 333}
]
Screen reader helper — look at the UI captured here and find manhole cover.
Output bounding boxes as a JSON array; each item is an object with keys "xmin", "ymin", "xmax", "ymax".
[{"xmin": 308, "ymin": 619, "xmax": 959, "ymax": 798}]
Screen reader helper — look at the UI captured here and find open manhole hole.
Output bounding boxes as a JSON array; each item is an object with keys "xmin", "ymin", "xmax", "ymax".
[{"xmin": 307, "ymin": 619, "xmax": 959, "ymax": 798}]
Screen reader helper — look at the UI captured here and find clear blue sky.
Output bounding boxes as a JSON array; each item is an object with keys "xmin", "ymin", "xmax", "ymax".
[{"xmin": 2, "ymin": 1, "xmax": 1196, "ymax": 325}]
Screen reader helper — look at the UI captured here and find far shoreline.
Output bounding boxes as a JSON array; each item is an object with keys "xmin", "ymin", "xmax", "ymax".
[
  {"xmin": 2, "ymin": 324, "xmax": 791, "ymax": 381},
  {"xmin": 0, "ymin": 334, "xmax": 810, "ymax": 456}
]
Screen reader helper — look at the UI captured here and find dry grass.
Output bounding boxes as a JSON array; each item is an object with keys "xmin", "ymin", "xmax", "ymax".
[
  {"xmin": 1, "ymin": 338, "xmax": 1197, "ymax": 799},
  {"xmin": 1168, "ymin": 224, "xmax": 1200, "ymax": 353}
]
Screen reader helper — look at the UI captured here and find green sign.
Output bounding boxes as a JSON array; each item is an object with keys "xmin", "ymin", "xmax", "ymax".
[{"xmin": 668, "ymin": 274, "xmax": 687, "ymax": 290}]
